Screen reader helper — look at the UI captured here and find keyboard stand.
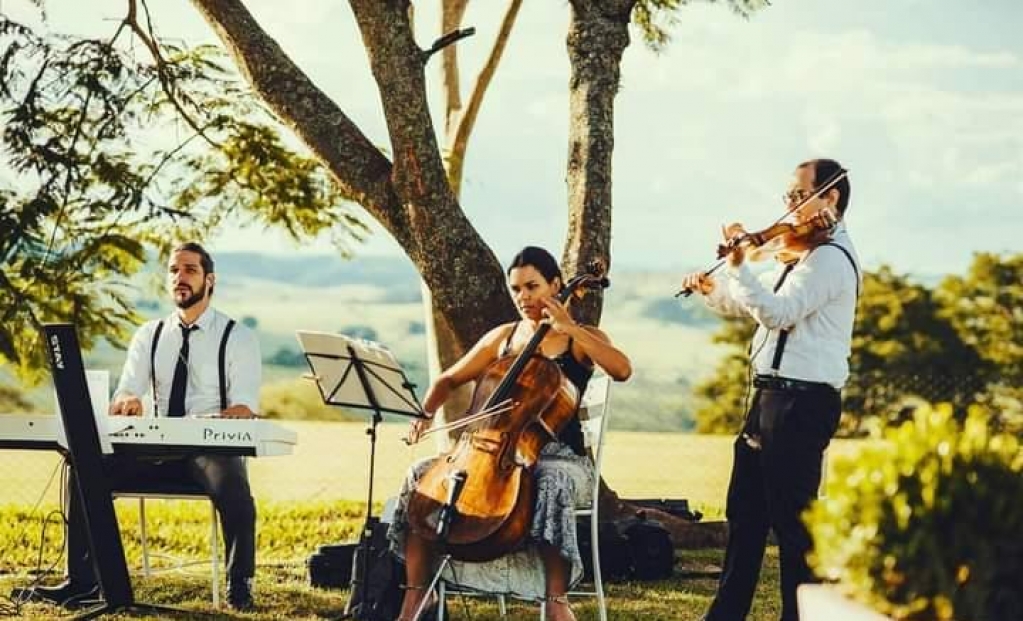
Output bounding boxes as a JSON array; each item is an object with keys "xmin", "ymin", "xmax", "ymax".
[{"xmin": 43, "ymin": 324, "xmax": 208, "ymax": 619}]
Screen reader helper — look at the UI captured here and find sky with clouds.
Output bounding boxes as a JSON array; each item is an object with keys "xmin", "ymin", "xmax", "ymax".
[{"xmin": 12, "ymin": 0, "xmax": 1023, "ymax": 276}]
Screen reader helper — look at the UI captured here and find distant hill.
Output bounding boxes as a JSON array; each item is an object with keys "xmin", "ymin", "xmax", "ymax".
[
  {"xmin": 216, "ymin": 253, "xmax": 420, "ymax": 289},
  {"xmin": 4, "ymin": 250, "xmax": 964, "ymax": 429}
]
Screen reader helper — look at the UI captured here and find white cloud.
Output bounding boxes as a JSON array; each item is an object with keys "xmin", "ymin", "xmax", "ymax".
[{"xmin": 894, "ymin": 43, "xmax": 1019, "ymax": 70}]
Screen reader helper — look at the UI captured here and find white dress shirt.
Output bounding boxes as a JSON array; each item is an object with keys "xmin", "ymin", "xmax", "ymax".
[
  {"xmin": 114, "ymin": 307, "xmax": 262, "ymax": 416},
  {"xmin": 703, "ymin": 225, "xmax": 861, "ymax": 388}
]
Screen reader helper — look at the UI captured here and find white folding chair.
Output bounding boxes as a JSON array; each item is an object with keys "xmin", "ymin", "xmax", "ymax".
[
  {"xmin": 558, "ymin": 373, "xmax": 612, "ymax": 621},
  {"xmin": 114, "ymin": 485, "xmax": 222, "ymax": 607},
  {"xmin": 437, "ymin": 373, "xmax": 613, "ymax": 621}
]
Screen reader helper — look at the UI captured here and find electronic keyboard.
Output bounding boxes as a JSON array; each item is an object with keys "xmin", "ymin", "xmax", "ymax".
[{"xmin": 0, "ymin": 414, "xmax": 297, "ymax": 457}]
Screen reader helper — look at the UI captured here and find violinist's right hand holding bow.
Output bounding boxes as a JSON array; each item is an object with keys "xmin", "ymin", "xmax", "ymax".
[
  {"xmin": 679, "ymin": 221, "xmax": 749, "ymax": 296},
  {"xmin": 680, "ymin": 271, "xmax": 715, "ymax": 296}
]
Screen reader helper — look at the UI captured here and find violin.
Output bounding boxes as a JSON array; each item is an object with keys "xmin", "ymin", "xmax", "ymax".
[
  {"xmin": 676, "ymin": 169, "xmax": 848, "ymax": 298},
  {"xmin": 715, "ymin": 208, "xmax": 838, "ymax": 262},
  {"xmin": 406, "ymin": 261, "xmax": 609, "ymax": 562}
]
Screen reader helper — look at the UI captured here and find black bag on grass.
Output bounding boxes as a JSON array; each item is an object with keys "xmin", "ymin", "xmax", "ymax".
[
  {"xmin": 575, "ymin": 518, "xmax": 632, "ymax": 582},
  {"xmin": 620, "ymin": 512, "xmax": 675, "ymax": 580},
  {"xmin": 308, "ymin": 543, "xmax": 357, "ymax": 588},
  {"xmin": 344, "ymin": 517, "xmax": 403, "ymax": 621}
]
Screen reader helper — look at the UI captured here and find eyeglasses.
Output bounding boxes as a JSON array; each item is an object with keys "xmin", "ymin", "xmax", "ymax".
[{"xmin": 782, "ymin": 188, "xmax": 816, "ymax": 206}]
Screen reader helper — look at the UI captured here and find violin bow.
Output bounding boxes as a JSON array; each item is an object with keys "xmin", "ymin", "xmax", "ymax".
[{"xmin": 402, "ymin": 399, "xmax": 517, "ymax": 445}]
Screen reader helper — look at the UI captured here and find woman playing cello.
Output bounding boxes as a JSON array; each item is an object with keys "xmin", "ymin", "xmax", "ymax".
[{"xmin": 389, "ymin": 246, "xmax": 632, "ymax": 621}]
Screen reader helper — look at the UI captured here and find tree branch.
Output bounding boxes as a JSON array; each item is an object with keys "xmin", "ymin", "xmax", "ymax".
[
  {"xmin": 188, "ymin": 0, "xmax": 408, "ymax": 239},
  {"xmin": 126, "ymin": 0, "xmax": 219, "ymax": 149},
  {"xmin": 446, "ymin": 0, "xmax": 522, "ymax": 198},
  {"xmin": 0, "ymin": 269, "xmax": 44, "ymax": 342},
  {"xmin": 423, "ymin": 27, "xmax": 475, "ymax": 63},
  {"xmin": 190, "ymin": 0, "xmax": 511, "ymax": 351},
  {"xmin": 441, "ymin": 0, "xmax": 469, "ymax": 136}
]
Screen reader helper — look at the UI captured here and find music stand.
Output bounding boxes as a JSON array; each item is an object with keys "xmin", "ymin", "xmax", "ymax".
[{"xmin": 295, "ymin": 330, "xmax": 426, "ymax": 619}]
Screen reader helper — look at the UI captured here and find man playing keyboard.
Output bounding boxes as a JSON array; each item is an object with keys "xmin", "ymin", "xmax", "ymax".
[{"xmin": 16, "ymin": 242, "xmax": 262, "ymax": 611}]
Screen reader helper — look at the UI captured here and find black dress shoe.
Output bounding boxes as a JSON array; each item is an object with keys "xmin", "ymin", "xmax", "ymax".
[
  {"xmin": 11, "ymin": 580, "xmax": 100, "ymax": 608},
  {"xmin": 227, "ymin": 577, "xmax": 255, "ymax": 611}
]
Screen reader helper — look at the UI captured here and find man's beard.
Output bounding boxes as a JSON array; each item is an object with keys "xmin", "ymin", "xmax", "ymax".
[{"xmin": 175, "ymin": 286, "xmax": 205, "ymax": 310}]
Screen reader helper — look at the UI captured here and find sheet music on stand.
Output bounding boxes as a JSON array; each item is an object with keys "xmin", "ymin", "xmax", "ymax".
[
  {"xmin": 295, "ymin": 330, "xmax": 425, "ymax": 419},
  {"xmin": 296, "ymin": 329, "xmax": 424, "ymax": 620}
]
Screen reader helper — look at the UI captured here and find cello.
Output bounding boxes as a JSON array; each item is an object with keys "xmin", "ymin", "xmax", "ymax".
[{"xmin": 406, "ymin": 261, "xmax": 609, "ymax": 562}]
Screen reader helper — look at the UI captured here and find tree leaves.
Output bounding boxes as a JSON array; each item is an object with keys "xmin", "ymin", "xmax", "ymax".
[
  {"xmin": 806, "ymin": 406, "xmax": 1023, "ymax": 620},
  {"xmin": 692, "ymin": 255, "xmax": 1023, "ymax": 436},
  {"xmin": 0, "ymin": 15, "xmax": 366, "ymax": 384},
  {"xmin": 633, "ymin": 0, "xmax": 770, "ymax": 51}
]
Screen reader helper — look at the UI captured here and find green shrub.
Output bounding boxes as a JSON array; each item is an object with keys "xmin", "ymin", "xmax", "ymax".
[{"xmin": 805, "ymin": 405, "xmax": 1023, "ymax": 620}]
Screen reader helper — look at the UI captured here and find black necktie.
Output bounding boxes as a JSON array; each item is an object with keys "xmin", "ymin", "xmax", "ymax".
[{"xmin": 167, "ymin": 324, "xmax": 197, "ymax": 417}]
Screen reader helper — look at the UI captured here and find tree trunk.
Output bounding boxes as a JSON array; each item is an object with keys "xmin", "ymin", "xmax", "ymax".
[
  {"xmin": 421, "ymin": 282, "xmax": 474, "ymax": 448},
  {"xmin": 563, "ymin": 1, "xmax": 633, "ymax": 524},
  {"xmin": 189, "ymin": 0, "xmax": 705, "ymax": 539},
  {"xmin": 563, "ymin": 1, "xmax": 707, "ymax": 542},
  {"xmin": 427, "ymin": 0, "xmax": 524, "ymax": 438},
  {"xmin": 189, "ymin": 0, "xmax": 514, "ymax": 353},
  {"xmin": 562, "ymin": 0, "xmax": 635, "ymax": 325}
]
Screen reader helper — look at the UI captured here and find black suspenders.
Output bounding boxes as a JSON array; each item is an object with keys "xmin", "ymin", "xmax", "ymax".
[
  {"xmin": 150, "ymin": 320, "xmax": 165, "ymax": 412},
  {"xmin": 768, "ymin": 263, "xmax": 797, "ymax": 372},
  {"xmin": 769, "ymin": 243, "xmax": 860, "ymax": 374},
  {"xmin": 820, "ymin": 242, "xmax": 860, "ymax": 297},
  {"xmin": 149, "ymin": 318, "xmax": 236, "ymax": 415},
  {"xmin": 218, "ymin": 320, "xmax": 236, "ymax": 411}
]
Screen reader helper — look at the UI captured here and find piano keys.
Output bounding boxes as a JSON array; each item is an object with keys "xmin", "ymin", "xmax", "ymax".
[{"xmin": 0, "ymin": 414, "xmax": 298, "ymax": 457}]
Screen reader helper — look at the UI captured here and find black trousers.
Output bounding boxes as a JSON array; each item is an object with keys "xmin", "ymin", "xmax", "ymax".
[
  {"xmin": 705, "ymin": 386, "xmax": 841, "ymax": 621},
  {"xmin": 64, "ymin": 454, "xmax": 256, "ymax": 586}
]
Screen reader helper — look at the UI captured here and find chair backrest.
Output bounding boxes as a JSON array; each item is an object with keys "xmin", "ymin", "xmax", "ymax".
[{"xmin": 578, "ymin": 374, "xmax": 612, "ymax": 474}]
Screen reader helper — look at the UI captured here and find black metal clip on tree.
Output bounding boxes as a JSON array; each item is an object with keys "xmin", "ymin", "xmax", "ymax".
[{"xmin": 421, "ymin": 27, "xmax": 476, "ymax": 62}]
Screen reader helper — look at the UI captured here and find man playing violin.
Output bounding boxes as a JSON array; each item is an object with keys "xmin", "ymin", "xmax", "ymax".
[
  {"xmin": 390, "ymin": 246, "xmax": 632, "ymax": 621},
  {"xmin": 681, "ymin": 158, "xmax": 861, "ymax": 621}
]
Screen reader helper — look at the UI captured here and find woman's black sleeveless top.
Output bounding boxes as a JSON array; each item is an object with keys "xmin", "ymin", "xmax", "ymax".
[{"xmin": 501, "ymin": 322, "xmax": 593, "ymax": 456}]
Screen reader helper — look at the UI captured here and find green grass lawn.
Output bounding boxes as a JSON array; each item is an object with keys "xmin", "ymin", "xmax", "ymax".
[
  {"xmin": 0, "ymin": 498, "xmax": 784, "ymax": 620},
  {"xmin": 0, "ymin": 550, "xmax": 781, "ymax": 620},
  {"xmin": 0, "ymin": 421, "xmax": 862, "ymax": 619}
]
